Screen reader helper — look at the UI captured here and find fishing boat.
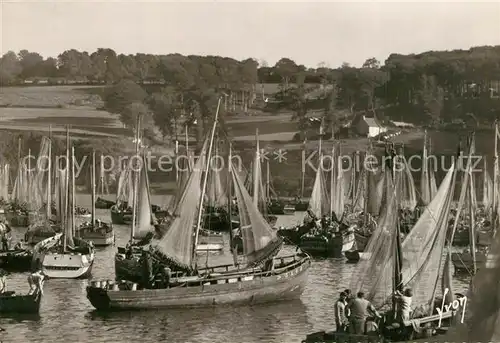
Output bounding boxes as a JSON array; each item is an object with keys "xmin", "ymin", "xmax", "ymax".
[
  {"xmin": 75, "ymin": 152, "xmax": 114, "ymax": 246},
  {"xmin": 298, "ymin": 141, "xmax": 356, "ymax": 257},
  {"xmin": 0, "ymin": 282, "xmax": 43, "ymax": 314},
  {"xmin": 95, "ymin": 197, "xmax": 115, "ymax": 209},
  {"xmin": 22, "ymin": 132, "xmax": 66, "ymax": 245},
  {"xmin": 32, "ymin": 135, "xmax": 95, "ymax": 279},
  {"xmin": 88, "ymin": 99, "xmax": 310, "ymax": 311},
  {"xmin": 304, "ymin": 149, "xmax": 463, "ymax": 342}
]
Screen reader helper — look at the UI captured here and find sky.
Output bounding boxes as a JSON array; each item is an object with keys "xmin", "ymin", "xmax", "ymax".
[{"xmin": 1, "ymin": 0, "xmax": 499, "ymax": 68}]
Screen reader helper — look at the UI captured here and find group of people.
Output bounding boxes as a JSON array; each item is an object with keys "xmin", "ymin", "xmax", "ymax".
[
  {"xmin": 0, "ymin": 268, "xmax": 45, "ymax": 295},
  {"xmin": 334, "ymin": 289, "xmax": 381, "ymax": 335},
  {"xmin": 334, "ymin": 288, "xmax": 413, "ymax": 336}
]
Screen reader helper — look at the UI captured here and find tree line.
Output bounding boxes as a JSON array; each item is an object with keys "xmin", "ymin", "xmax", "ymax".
[{"xmin": 2, "ymin": 46, "xmax": 500, "ymax": 137}]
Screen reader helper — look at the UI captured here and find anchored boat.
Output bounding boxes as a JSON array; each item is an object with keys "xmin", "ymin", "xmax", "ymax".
[{"xmin": 32, "ymin": 134, "xmax": 95, "ymax": 279}]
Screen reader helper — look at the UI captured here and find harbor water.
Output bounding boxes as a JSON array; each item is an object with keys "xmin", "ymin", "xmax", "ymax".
[{"xmin": 1, "ymin": 194, "xmax": 471, "ymax": 343}]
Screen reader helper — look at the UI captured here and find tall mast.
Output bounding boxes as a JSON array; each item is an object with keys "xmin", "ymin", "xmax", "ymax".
[
  {"xmin": 266, "ymin": 158, "xmax": 270, "ymax": 200},
  {"xmin": 91, "ymin": 151, "xmax": 96, "ymax": 225},
  {"xmin": 330, "ymin": 144, "xmax": 335, "ymax": 216},
  {"xmin": 27, "ymin": 148, "xmax": 31, "ymax": 208},
  {"xmin": 227, "ymin": 143, "xmax": 237, "ymax": 265},
  {"xmin": 185, "ymin": 125, "xmax": 190, "ymax": 172},
  {"xmin": 253, "ymin": 128, "xmax": 259, "ymax": 208},
  {"xmin": 469, "ymin": 134, "xmax": 477, "ymax": 274},
  {"xmin": 63, "ymin": 126, "xmax": 70, "ymax": 253},
  {"xmin": 71, "ymin": 146, "xmax": 76, "ymax": 237},
  {"xmin": 493, "ymin": 121, "xmax": 499, "ymax": 236},
  {"xmin": 193, "ymin": 98, "xmax": 222, "ymax": 263},
  {"xmin": 175, "ymin": 140, "xmax": 179, "ymax": 183},
  {"xmin": 300, "ymin": 140, "xmax": 306, "ymax": 198},
  {"xmin": 130, "ymin": 115, "xmax": 141, "ymax": 241},
  {"xmin": 46, "ymin": 132, "xmax": 52, "ymax": 219}
]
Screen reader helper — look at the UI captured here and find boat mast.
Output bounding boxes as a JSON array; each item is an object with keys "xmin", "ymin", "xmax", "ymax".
[
  {"xmin": 193, "ymin": 98, "xmax": 221, "ymax": 263},
  {"xmin": 63, "ymin": 126, "xmax": 70, "ymax": 253},
  {"xmin": 185, "ymin": 125, "xmax": 190, "ymax": 172},
  {"xmin": 71, "ymin": 146, "xmax": 76, "ymax": 237},
  {"xmin": 300, "ymin": 139, "xmax": 306, "ymax": 198},
  {"xmin": 227, "ymin": 142, "xmax": 237, "ymax": 265},
  {"xmin": 175, "ymin": 140, "xmax": 179, "ymax": 183},
  {"xmin": 469, "ymin": 134, "xmax": 477, "ymax": 274},
  {"xmin": 266, "ymin": 158, "xmax": 270, "ymax": 200},
  {"xmin": 130, "ymin": 115, "xmax": 141, "ymax": 241},
  {"xmin": 16, "ymin": 137, "xmax": 21, "ymax": 202},
  {"xmin": 27, "ymin": 148, "xmax": 31, "ymax": 209},
  {"xmin": 47, "ymin": 125, "xmax": 52, "ymax": 219},
  {"xmin": 253, "ymin": 128, "xmax": 259, "ymax": 208},
  {"xmin": 330, "ymin": 144, "xmax": 335, "ymax": 216},
  {"xmin": 91, "ymin": 151, "xmax": 96, "ymax": 225},
  {"xmin": 493, "ymin": 121, "xmax": 499, "ymax": 236}
]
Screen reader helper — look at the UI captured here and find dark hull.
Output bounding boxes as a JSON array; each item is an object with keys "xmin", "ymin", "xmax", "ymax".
[
  {"xmin": 277, "ymin": 227, "xmax": 308, "ymax": 246},
  {"xmin": 344, "ymin": 250, "xmax": 361, "ymax": 263},
  {"xmin": 354, "ymin": 231, "xmax": 370, "ymax": 251},
  {"xmin": 88, "ymin": 255, "xmax": 310, "ymax": 311},
  {"xmin": 0, "ymin": 289, "xmax": 42, "ymax": 314},
  {"xmin": 5, "ymin": 212, "xmax": 29, "ymax": 227},
  {"xmin": 114, "ymin": 253, "xmax": 142, "ymax": 283},
  {"xmin": 267, "ymin": 203, "xmax": 286, "ymax": 215},
  {"xmin": 299, "ymin": 231, "xmax": 355, "ymax": 258},
  {"xmin": 451, "ymin": 251, "xmax": 487, "ymax": 273},
  {"xmin": 95, "ymin": 197, "xmax": 115, "ymax": 209},
  {"xmin": 24, "ymin": 223, "xmax": 61, "ymax": 245},
  {"xmin": 110, "ymin": 207, "xmax": 132, "ymax": 225},
  {"xmin": 294, "ymin": 202, "xmax": 308, "ymax": 212},
  {"xmin": 0, "ymin": 249, "xmax": 33, "ymax": 272},
  {"xmin": 76, "ymin": 223, "xmax": 114, "ymax": 246}
]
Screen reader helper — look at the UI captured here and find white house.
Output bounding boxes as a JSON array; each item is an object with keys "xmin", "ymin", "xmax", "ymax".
[{"xmin": 354, "ymin": 115, "xmax": 387, "ymax": 137}]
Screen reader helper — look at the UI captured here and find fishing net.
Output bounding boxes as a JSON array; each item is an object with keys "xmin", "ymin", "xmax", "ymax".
[
  {"xmin": 350, "ymin": 164, "xmax": 456, "ymax": 311},
  {"xmin": 152, "ymin": 138, "xmax": 207, "ymax": 271},
  {"xmin": 397, "ymin": 156, "xmax": 417, "ymax": 210},
  {"xmin": 231, "ymin": 159, "xmax": 282, "ymax": 266}
]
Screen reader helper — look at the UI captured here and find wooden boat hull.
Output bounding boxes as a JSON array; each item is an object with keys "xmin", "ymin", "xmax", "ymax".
[
  {"xmin": 24, "ymin": 223, "xmax": 61, "ymax": 245},
  {"xmin": 5, "ymin": 212, "xmax": 29, "ymax": 227},
  {"xmin": 76, "ymin": 224, "xmax": 115, "ymax": 246},
  {"xmin": 0, "ymin": 289, "xmax": 42, "ymax": 314},
  {"xmin": 95, "ymin": 197, "xmax": 115, "ymax": 209},
  {"xmin": 354, "ymin": 231, "xmax": 370, "ymax": 251},
  {"xmin": 283, "ymin": 206, "xmax": 295, "ymax": 215},
  {"xmin": 88, "ymin": 256, "xmax": 310, "ymax": 310},
  {"xmin": 0, "ymin": 249, "xmax": 33, "ymax": 272},
  {"xmin": 299, "ymin": 230, "xmax": 355, "ymax": 258},
  {"xmin": 344, "ymin": 250, "xmax": 361, "ymax": 263},
  {"xmin": 294, "ymin": 202, "xmax": 308, "ymax": 212},
  {"xmin": 32, "ymin": 233, "xmax": 95, "ymax": 279},
  {"xmin": 451, "ymin": 251, "xmax": 487, "ymax": 273},
  {"xmin": 110, "ymin": 206, "xmax": 132, "ymax": 225}
]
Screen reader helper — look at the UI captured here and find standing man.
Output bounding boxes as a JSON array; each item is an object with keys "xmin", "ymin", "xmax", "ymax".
[
  {"xmin": 0, "ymin": 269, "xmax": 7, "ymax": 293},
  {"xmin": 347, "ymin": 292, "xmax": 381, "ymax": 335},
  {"xmin": 334, "ymin": 292, "xmax": 349, "ymax": 332},
  {"xmin": 28, "ymin": 270, "xmax": 45, "ymax": 295}
]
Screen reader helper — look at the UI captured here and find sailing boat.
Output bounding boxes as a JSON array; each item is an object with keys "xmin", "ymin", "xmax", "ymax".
[
  {"xmin": 76, "ymin": 151, "xmax": 114, "ymax": 246},
  {"xmin": 32, "ymin": 131, "xmax": 95, "ymax": 279},
  {"xmin": 24, "ymin": 135, "xmax": 62, "ymax": 245},
  {"xmin": 95, "ymin": 155, "xmax": 115, "ymax": 209},
  {"xmin": 304, "ymin": 142, "xmax": 462, "ymax": 342},
  {"xmin": 5, "ymin": 138, "xmax": 32, "ymax": 227},
  {"xmin": 298, "ymin": 141, "xmax": 356, "ymax": 258},
  {"xmin": 87, "ymin": 99, "xmax": 310, "ymax": 310}
]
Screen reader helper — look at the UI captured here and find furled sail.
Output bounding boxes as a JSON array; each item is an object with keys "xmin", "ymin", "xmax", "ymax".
[
  {"xmin": 0, "ymin": 165, "xmax": 9, "ymax": 201},
  {"xmin": 309, "ymin": 163, "xmax": 330, "ymax": 218},
  {"xmin": 482, "ymin": 162, "xmax": 494, "ymax": 211},
  {"xmin": 133, "ymin": 154, "xmax": 154, "ymax": 239},
  {"xmin": 152, "ymin": 138, "xmax": 207, "ymax": 270},
  {"xmin": 330, "ymin": 146, "xmax": 345, "ymax": 219},
  {"xmin": 398, "ymin": 155, "xmax": 417, "ymax": 210},
  {"xmin": 231, "ymin": 158, "xmax": 283, "ymax": 266}
]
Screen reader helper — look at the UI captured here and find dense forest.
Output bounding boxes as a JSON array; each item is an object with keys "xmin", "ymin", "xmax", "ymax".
[{"xmin": 2, "ymin": 46, "xmax": 500, "ymax": 139}]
